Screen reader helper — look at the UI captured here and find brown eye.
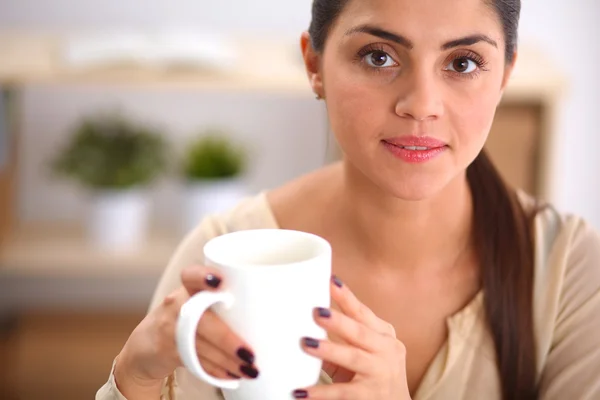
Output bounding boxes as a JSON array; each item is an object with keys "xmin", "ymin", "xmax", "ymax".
[
  {"xmin": 454, "ymin": 58, "xmax": 470, "ymax": 72},
  {"xmin": 447, "ymin": 57, "xmax": 477, "ymax": 74},
  {"xmin": 371, "ymin": 51, "xmax": 389, "ymax": 66},
  {"xmin": 364, "ymin": 50, "xmax": 396, "ymax": 68}
]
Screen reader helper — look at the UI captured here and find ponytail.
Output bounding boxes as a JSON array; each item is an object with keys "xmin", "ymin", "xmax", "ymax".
[{"xmin": 467, "ymin": 149, "xmax": 539, "ymax": 400}]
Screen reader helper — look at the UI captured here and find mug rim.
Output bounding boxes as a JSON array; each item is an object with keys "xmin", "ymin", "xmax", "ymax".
[{"xmin": 203, "ymin": 228, "xmax": 332, "ymax": 270}]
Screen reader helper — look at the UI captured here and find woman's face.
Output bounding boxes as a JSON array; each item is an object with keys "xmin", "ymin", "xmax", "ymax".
[{"xmin": 307, "ymin": 0, "xmax": 513, "ymax": 200}]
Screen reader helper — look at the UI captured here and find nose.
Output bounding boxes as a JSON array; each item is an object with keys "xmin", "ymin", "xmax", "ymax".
[{"xmin": 394, "ymin": 70, "xmax": 444, "ymax": 121}]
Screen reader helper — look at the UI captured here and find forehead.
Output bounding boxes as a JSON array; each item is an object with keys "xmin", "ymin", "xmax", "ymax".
[{"xmin": 331, "ymin": 0, "xmax": 504, "ymax": 47}]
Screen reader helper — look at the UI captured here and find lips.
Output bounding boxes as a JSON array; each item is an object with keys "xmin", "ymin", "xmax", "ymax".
[
  {"xmin": 383, "ymin": 136, "xmax": 448, "ymax": 149},
  {"xmin": 382, "ymin": 136, "xmax": 448, "ymax": 163}
]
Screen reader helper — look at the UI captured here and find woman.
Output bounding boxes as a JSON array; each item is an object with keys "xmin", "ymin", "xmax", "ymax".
[{"xmin": 97, "ymin": 0, "xmax": 600, "ymax": 399}]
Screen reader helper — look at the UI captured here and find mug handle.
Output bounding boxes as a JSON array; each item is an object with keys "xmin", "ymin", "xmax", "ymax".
[{"xmin": 176, "ymin": 291, "xmax": 241, "ymax": 390}]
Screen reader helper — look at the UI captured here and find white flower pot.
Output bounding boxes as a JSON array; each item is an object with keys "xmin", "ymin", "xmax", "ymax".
[
  {"xmin": 87, "ymin": 189, "xmax": 150, "ymax": 251},
  {"xmin": 183, "ymin": 178, "xmax": 246, "ymax": 234}
]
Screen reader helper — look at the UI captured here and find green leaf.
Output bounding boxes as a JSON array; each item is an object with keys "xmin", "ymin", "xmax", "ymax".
[
  {"xmin": 49, "ymin": 111, "xmax": 168, "ymax": 189},
  {"xmin": 182, "ymin": 131, "xmax": 247, "ymax": 180}
]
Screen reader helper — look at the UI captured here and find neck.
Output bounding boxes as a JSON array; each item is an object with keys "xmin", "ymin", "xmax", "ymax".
[{"xmin": 336, "ymin": 161, "xmax": 474, "ymax": 272}]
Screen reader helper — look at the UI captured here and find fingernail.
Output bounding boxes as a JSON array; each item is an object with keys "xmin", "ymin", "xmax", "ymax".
[
  {"xmin": 237, "ymin": 347, "xmax": 255, "ymax": 364},
  {"xmin": 332, "ymin": 275, "xmax": 343, "ymax": 288},
  {"xmin": 227, "ymin": 371, "xmax": 241, "ymax": 379},
  {"xmin": 205, "ymin": 274, "xmax": 222, "ymax": 288},
  {"xmin": 303, "ymin": 337, "xmax": 320, "ymax": 349},
  {"xmin": 317, "ymin": 307, "xmax": 331, "ymax": 318},
  {"xmin": 293, "ymin": 389, "xmax": 309, "ymax": 398},
  {"xmin": 240, "ymin": 364, "xmax": 259, "ymax": 379}
]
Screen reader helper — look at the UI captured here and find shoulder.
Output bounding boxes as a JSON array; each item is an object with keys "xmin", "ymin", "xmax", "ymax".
[
  {"xmin": 524, "ymin": 198, "xmax": 600, "ymax": 392},
  {"xmin": 196, "ymin": 191, "xmax": 280, "ymax": 237},
  {"xmin": 267, "ymin": 162, "xmax": 343, "ymax": 231},
  {"xmin": 523, "ymin": 192, "xmax": 600, "ymax": 372},
  {"xmin": 194, "ymin": 162, "xmax": 341, "ymax": 235},
  {"xmin": 527, "ymin": 193, "xmax": 600, "ymax": 334},
  {"xmin": 540, "ymin": 207, "xmax": 600, "ymax": 301},
  {"xmin": 527, "ymin": 194, "xmax": 600, "ymax": 274},
  {"xmin": 517, "ymin": 190, "xmax": 599, "ymax": 263},
  {"xmin": 519, "ymin": 190, "xmax": 600, "ymax": 312}
]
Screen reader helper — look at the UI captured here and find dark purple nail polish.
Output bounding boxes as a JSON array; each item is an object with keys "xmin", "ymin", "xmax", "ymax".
[
  {"xmin": 237, "ymin": 347, "xmax": 255, "ymax": 364},
  {"xmin": 240, "ymin": 364, "xmax": 259, "ymax": 379},
  {"xmin": 205, "ymin": 274, "xmax": 222, "ymax": 288},
  {"xmin": 303, "ymin": 337, "xmax": 320, "ymax": 349},
  {"xmin": 332, "ymin": 275, "xmax": 343, "ymax": 288},
  {"xmin": 293, "ymin": 389, "xmax": 309, "ymax": 398},
  {"xmin": 317, "ymin": 307, "xmax": 331, "ymax": 318},
  {"xmin": 227, "ymin": 371, "xmax": 241, "ymax": 379}
]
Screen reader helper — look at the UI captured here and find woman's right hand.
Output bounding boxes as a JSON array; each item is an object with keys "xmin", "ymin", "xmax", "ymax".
[{"xmin": 113, "ymin": 265, "xmax": 259, "ymax": 398}]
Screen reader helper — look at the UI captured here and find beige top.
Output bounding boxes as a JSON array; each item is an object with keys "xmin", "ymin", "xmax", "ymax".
[{"xmin": 97, "ymin": 192, "xmax": 600, "ymax": 400}]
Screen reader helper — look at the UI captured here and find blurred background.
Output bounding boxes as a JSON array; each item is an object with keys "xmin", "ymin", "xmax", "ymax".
[{"xmin": 0, "ymin": 0, "xmax": 598, "ymax": 398}]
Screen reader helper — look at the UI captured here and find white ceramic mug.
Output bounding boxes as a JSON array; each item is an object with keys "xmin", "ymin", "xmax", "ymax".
[{"xmin": 176, "ymin": 229, "xmax": 332, "ymax": 400}]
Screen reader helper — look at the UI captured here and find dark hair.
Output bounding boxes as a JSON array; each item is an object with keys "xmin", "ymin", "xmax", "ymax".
[{"xmin": 309, "ymin": 1, "xmax": 539, "ymax": 399}]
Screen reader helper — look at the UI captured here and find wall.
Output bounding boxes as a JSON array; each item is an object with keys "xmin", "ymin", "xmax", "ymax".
[
  {"xmin": 0, "ymin": 0, "xmax": 324, "ymax": 232},
  {"xmin": 17, "ymin": 89, "xmax": 328, "ymax": 231},
  {"xmin": 1, "ymin": 0, "xmax": 599, "ymax": 229},
  {"xmin": 0, "ymin": 0, "xmax": 312, "ymax": 36},
  {"xmin": 519, "ymin": 0, "xmax": 600, "ymax": 228}
]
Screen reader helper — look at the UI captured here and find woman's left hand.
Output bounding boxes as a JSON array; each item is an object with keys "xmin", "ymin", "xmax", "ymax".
[{"xmin": 294, "ymin": 276, "xmax": 412, "ymax": 400}]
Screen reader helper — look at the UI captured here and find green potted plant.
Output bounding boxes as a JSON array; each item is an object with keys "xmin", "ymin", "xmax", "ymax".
[
  {"xmin": 181, "ymin": 130, "xmax": 248, "ymax": 233},
  {"xmin": 50, "ymin": 111, "xmax": 168, "ymax": 250}
]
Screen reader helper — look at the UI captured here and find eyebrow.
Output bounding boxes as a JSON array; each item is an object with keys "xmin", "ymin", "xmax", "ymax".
[
  {"xmin": 345, "ymin": 25, "xmax": 414, "ymax": 49},
  {"xmin": 441, "ymin": 34, "xmax": 498, "ymax": 49},
  {"xmin": 345, "ymin": 24, "xmax": 498, "ymax": 50}
]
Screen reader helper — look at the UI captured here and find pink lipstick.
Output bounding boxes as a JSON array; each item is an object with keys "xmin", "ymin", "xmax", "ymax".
[{"xmin": 382, "ymin": 136, "xmax": 448, "ymax": 163}]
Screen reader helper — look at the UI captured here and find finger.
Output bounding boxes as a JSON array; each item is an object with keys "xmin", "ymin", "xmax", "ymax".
[
  {"xmin": 198, "ymin": 355, "xmax": 241, "ymax": 380},
  {"xmin": 322, "ymin": 361, "xmax": 355, "ymax": 384},
  {"xmin": 313, "ymin": 307, "xmax": 381, "ymax": 352},
  {"xmin": 321, "ymin": 361, "xmax": 340, "ymax": 382},
  {"xmin": 292, "ymin": 382, "xmax": 357, "ymax": 399},
  {"xmin": 195, "ymin": 338, "xmax": 254, "ymax": 379},
  {"xmin": 181, "ymin": 265, "xmax": 224, "ymax": 295},
  {"xmin": 196, "ymin": 310, "xmax": 258, "ymax": 369},
  {"xmin": 301, "ymin": 337, "xmax": 372, "ymax": 376},
  {"xmin": 330, "ymin": 275, "xmax": 395, "ymax": 336}
]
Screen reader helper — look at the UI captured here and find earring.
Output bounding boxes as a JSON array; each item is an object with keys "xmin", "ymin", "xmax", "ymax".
[{"xmin": 315, "ymin": 94, "xmax": 324, "ymax": 101}]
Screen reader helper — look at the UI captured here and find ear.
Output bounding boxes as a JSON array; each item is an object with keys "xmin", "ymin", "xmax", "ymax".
[
  {"xmin": 498, "ymin": 51, "xmax": 517, "ymax": 103},
  {"xmin": 301, "ymin": 32, "xmax": 325, "ymax": 99}
]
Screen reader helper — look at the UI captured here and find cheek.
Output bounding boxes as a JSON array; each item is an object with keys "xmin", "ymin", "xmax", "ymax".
[
  {"xmin": 447, "ymin": 86, "xmax": 500, "ymax": 158},
  {"xmin": 323, "ymin": 65, "xmax": 389, "ymax": 146}
]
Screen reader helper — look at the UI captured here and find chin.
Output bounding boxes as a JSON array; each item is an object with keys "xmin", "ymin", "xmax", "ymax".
[
  {"xmin": 343, "ymin": 149, "xmax": 464, "ymax": 202},
  {"xmin": 361, "ymin": 160, "xmax": 461, "ymax": 202},
  {"xmin": 381, "ymin": 177, "xmax": 447, "ymax": 202}
]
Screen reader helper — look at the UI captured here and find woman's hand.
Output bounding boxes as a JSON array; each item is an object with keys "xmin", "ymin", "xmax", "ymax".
[
  {"xmin": 114, "ymin": 265, "xmax": 259, "ymax": 399},
  {"xmin": 295, "ymin": 276, "xmax": 412, "ymax": 400}
]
